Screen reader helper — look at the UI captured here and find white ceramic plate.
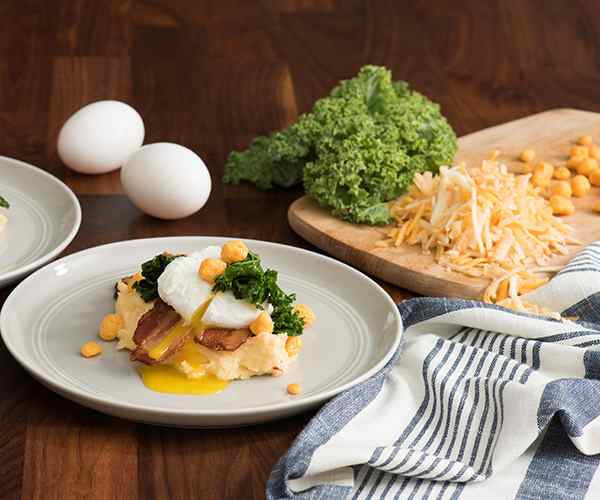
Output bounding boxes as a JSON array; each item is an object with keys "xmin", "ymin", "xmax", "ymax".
[
  {"xmin": 0, "ymin": 237, "xmax": 402, "ymax": 427},
  {"xmin": 0, "ymin": 156, "xmax": 81, "ymax": 287}
]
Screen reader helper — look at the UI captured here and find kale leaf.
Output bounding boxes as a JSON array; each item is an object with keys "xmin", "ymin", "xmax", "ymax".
[
  {"xmin": 133, "ymin": 253, "xmax": 182, "ymax": 302},
  {"xmin": 0, "ymin": 196, "xmax": 9, "ymax": 209},
  {"xmin": 213, "ymin": 253, "xmax": 305, "ymax": 336},
  {"xmin": 223, "ymin": 65, "xmax": 457, "ymax": 225}
]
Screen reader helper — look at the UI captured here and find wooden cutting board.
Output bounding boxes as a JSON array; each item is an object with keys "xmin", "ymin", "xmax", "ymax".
[{"xmin": 288, "ymin": 108, "xmax": 600, "ymax": 298}]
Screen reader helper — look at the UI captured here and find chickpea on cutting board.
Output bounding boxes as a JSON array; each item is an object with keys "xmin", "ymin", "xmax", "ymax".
[{"xmin": 289, "ymin": 109, "xmax": 600, "ymax": 303}]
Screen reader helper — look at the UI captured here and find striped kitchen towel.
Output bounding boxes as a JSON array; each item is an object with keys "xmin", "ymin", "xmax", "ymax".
[{"xmin": 267, "ymin": 241, "xmax": 600, "ymax": 500}]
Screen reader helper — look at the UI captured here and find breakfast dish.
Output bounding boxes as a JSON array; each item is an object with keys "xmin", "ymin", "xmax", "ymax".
[
  {"xmin": 100, "ymin": 241, "xmax": 314, "ymax": 393},
  {"xmin": 0, "ymin": 237, "xmax": 401, "ymax": 427},
  {"xmin": 0, "ymin": 156, "xmax": 81, "ymax": 287}
]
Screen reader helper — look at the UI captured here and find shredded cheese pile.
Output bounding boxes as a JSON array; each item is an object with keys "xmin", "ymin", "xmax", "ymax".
[{"xmin": 379, "ymin": 158, "xmax": 581, "ymax": 316}]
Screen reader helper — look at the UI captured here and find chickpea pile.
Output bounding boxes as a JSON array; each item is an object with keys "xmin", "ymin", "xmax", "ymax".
[{"xmin": 518, "ymin": 134, "xmax": 600, "ymax": 216}]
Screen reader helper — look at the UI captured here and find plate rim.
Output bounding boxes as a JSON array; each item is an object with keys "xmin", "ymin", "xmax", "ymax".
[
  {"xmin": 0, "ymin": 236, "xmax": 403, "ymax": 418},
  {"xmin": 0, "ymin": 155, "xmax": 82, "ymax": 283}
]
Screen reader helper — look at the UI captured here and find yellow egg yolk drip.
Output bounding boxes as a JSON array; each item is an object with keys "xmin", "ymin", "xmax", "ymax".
[
  {"xmin": 138, "ymin": 365, "xmax": 228, "ymax": 395},
  {"xmin": 147, "ymin": 297, "xmax": 212, "ymax": 361},
  {"xmin": 138, "ymin": 297, "xmax": 229, "ymax": 395}
]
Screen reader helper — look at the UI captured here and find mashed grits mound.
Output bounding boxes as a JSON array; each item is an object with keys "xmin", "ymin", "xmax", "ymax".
[{"xmin": 115, "ymin": 279, "xmax": 154, "ymax": 350}]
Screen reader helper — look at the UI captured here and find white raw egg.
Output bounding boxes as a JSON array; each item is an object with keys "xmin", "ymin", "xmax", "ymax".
[
  {"xmin": 121, "ymin": 143, "xmax": 212, "ymax": 219},
  {"xmin": 57, "ymin": 100, "xmax": 144, "ymax": 174}
]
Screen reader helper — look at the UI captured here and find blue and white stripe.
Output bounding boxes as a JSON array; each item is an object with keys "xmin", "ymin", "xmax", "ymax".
[{"xmin": 267, "ymin": 241, "xmax": 600, "ymax": 499}]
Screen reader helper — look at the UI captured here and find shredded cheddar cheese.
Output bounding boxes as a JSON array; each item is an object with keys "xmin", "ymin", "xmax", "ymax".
[{"xmin": 381, "ymin": 159, "xmax": 581, "ymax": 317}]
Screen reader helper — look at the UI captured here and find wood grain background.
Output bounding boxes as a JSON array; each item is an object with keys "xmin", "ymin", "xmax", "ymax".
[{"xmin": 1, "ymin": 1, "xmax": 600, "ymax": 498}]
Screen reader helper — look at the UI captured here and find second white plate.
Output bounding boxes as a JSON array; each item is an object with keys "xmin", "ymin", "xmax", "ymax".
[
  {"xmin": 0, "ymin": 237, "xmax": 402, "ymax": 427},
  {"xmin": 0, "ymin": 156, "xmax": 81, "ymax": 287}
]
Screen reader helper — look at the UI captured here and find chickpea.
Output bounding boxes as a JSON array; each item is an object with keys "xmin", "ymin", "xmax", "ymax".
[
  {"xmin": 590, "ymin": 169, "xmax": 600, "ymax": 187},
  {"xmin": 531, "ymin": 172, "xmax": 551, "ymax": 188},
  {"xmin": 293, "ymin": 304, "xmax": 316, "ymax": 327},
  {"xmin": 551, "ymin": 181, "xmax": 572, "ymax": 198},
  {"xmin": 567, "ymin": 155, "xmax": 585, "ymax": 169},
  {"xmin": 578, "ymin": 135, "xmax": 593, "ymax": 145},
  {"xmin": 521, "ymin": 163, "xmax": 534, "ymax": 174},
  {"xmin": 554, "ymin": 166, "xmax": 571, "ymax": 180},
  {"xmin": 572, "ymin": 175, "xmax": 591, "ymax": 197},
  {"xmin": 249, "ymin": 311, "xmax": 274, "ymax": 335},
  {"xmin": 549, "ymin": 195, "xmax": 575, "ymax": 216},
  {"xmin": 488, "ymin": 150, "xmax": 500, "ymax": 161},
  {"xmin": 519, "ymin": 149, "xmax": 535, "ymax": 162},
  {"xmin": 221, "ymin": 240, "xmax": 248, "ymax": 264},
  {"xmin": 198, "ymin": 258, "xmax": 227, "ymax": 284},
  {"xmin": 534, "ymin": 161, "xmax": 554, "ymax": 178},
  {"xmin": 285, "ymin": 336, "xmax": 303, "ymax": 357},
  {"xmin": 81, "ymin": 341, "xmax": 102, "ymax": 358},
  {"xmin": 594, "ymin": 201, "xmax": 600, "ymax": 213},
  {"xmin": 99, "ymin": 313, "xmax": 123, "ymax": 341},
  {"xmin": 570, "ymin": 145, "xmax": 589, "ymax": 158},
  {"xmin": 577, "ymin": 157, "xmax": 598, "ymax": 176},
  {"xmin": 287, "ymin": 383, "xmax": 302, "ymax": 395}
]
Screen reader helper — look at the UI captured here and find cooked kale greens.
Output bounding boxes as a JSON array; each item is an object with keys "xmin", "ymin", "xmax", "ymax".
[
  {"xmin": 0, "ymin": 196, "xmax": 9, "ymax": 209},
  {"xmin": 213, "ymin": 252, "xmax": 304, "ymax": 336},
  {"xmin": 130, "ymin": 251, "xmax": 305, "ymax": 336},
  {"xmin": 133, "ymin": 253, "xmax": 182, "ymax": 302},
  {"xmin": 223, "ymin": 65, "xmax": 457, "ymax": 225}
]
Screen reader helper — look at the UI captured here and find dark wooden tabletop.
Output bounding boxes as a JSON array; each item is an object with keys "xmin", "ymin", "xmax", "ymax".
[{"xmin": 2, "ymin": 1, "xmax": 600, "ymax": 499}]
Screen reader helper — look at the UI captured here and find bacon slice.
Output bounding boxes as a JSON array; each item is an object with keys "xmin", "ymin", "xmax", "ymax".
[
  {"xmin": 195, "ymin": 328, "xmax": 251, "ymax": 352},
  {"xmin": 130, "ymin": 299, "xmax": 183, "ymax": 364}
]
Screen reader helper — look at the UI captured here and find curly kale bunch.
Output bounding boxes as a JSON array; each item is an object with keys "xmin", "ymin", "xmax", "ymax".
[{"xmin": 223, "ymin": 65, "xmax": 457, "ymax": 225}]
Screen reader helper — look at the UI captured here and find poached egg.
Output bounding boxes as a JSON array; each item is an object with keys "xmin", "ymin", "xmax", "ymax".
[{"xmin": 157, "ymin": 246, "xmax": 266, "ymax": 329}]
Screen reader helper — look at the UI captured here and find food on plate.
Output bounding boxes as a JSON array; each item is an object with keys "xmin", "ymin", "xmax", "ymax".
[
  {"xmin": 101, "ymin": 241, "xmax": 314, "ymax": 395},
  {"xmin": 223, "ymin": 65, "xmax": 457, "ymax": 225},
  {"xmin": 58, "ymin": 100, "xmax": 145, "ymax": 174},
  {"xmin": 99, "ymin": 313, "xmax": 123, "ymax": 341},
  {"xmin": 0, "ymin": 196, "xmax": 8, "ymax": 231},
  {"xmin": 379, "ymin": 157, "xmax": 580, "ymax": 315},
  {"xmin": 81, "ymin": 341, "xmax": 102, "ymax": 358},
  {"xmin": 120, "ymin": 143, "xmax": 211, "ymax": 220},
  {"xmin": 287, "ymin": 383, "xmax": 302, "ymax": 395}
]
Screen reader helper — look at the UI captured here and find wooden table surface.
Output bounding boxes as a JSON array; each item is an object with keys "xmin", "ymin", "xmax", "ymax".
[{"xmin": 2, "ymin": 1, "xmax": 600, "ymax": 498}]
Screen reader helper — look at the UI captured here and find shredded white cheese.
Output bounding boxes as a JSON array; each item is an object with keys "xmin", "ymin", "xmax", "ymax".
[{"xmin": 382, "ymin": 159, "xmax": 580, "ymax": 316}]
